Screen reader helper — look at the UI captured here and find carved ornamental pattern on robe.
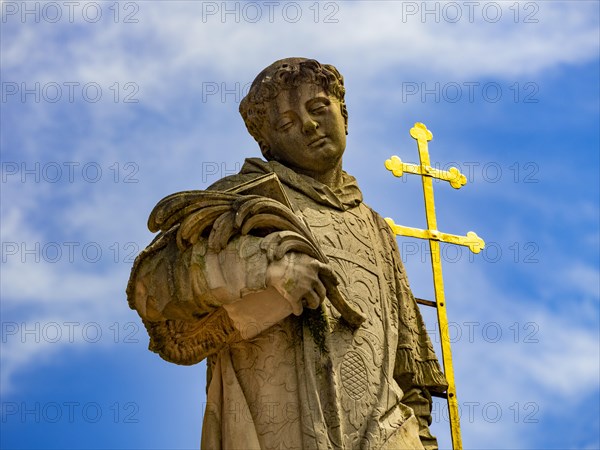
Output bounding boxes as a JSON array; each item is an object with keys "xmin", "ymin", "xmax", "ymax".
[{"xmin": 287, "ymin": 191, "xmax": 413, "ymax": 448}]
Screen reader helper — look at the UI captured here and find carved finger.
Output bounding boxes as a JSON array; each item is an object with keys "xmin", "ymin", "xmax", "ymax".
[
  {"xmin": 314, "ymin": 262, "xmax": 338, "ymax": 285},
  {"xmin": 287, "ymin": 295, "xmax": 303, "ymax": 316},
  {"xmin": 302, "ymin": 290, "xmax": 321, "ymax": 310},
  {"xmin": 312, "ymin": 280, "xmax": 327, "ymax": 303}
]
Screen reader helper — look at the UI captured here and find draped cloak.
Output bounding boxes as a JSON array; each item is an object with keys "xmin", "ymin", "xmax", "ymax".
[{"xmin": 127, "ymin": 158, "xmax": 447, "ymax": 450}]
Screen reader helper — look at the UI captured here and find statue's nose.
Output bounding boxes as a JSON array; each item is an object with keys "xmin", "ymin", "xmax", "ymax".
[{"xmin": 302, "ymin": 118, "xmax": 318, "ymax": 134}]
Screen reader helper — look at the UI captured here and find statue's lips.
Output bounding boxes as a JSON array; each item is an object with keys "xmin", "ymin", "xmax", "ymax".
[{"xmin": 308, "ymin": 136, "xmax": 328, "ymax": 147}]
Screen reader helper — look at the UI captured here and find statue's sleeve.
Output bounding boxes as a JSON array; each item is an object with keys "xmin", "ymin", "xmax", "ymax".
[
  {"xmin": 128, "ymin": 175, "xmax": 327, "ymax": 366},
  {"xmin": 374, "ymin": 213, "xmax": 448, "ymax": 449},
  {"xmin": 126, "ymin": 225, "xmax": 270, "ymax": 365}
]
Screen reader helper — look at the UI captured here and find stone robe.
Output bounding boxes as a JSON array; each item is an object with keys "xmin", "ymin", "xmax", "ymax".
[{"xmin": 127, "ymin": 158, "xmax": 447, "ymax": 450}]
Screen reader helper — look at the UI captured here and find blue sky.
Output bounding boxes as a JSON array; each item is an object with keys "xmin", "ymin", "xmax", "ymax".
[{"xmin": 1, "ymin": 1, "xmax": 598, "ymax": 449}]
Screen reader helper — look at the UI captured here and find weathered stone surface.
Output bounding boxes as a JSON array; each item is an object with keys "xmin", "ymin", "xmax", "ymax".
[{"xmin": 127, "ymin": 58, "xmax": 447, "ymax": 449}]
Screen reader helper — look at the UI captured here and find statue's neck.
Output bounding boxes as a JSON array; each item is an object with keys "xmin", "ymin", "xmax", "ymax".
[{"xmin": 282, "ymin": 160, "xmax": 342, "ymax": 190}]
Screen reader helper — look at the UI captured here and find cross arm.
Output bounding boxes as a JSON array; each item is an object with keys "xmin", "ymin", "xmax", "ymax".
[
  {"xmin": 385, "ymin": 156, "xmax": 467, "ymax": 189},
  {"xmin": 384, "ymin": 218, "xmax": 485, "ymax": 254}
]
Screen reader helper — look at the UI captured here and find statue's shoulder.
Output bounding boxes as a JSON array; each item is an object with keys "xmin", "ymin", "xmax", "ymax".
[{"xmin": 359, "ymin": 201, "xmax": 392, "ymax": 231}]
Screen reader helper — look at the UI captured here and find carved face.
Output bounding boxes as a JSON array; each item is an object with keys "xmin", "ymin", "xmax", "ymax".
[{"xmin": 262, "ymin": 83, "xmax": 347, "ymax": 179}]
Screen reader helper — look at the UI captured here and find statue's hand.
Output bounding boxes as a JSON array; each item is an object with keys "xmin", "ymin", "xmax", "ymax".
[
  {"xmin": 222, "ymin": 252, "xmax": 333, "ymax": 340},
  {"xmin": 265, "ymin": 252, "xmax": 332, "ymax": 316}
]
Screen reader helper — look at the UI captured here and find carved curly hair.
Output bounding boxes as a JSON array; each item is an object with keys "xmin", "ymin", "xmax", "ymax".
[{"xmin": 239, "ymin": 57, "xmax": 348, "ymax": 160}]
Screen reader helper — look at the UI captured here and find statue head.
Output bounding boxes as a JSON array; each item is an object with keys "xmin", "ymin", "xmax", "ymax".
[{"xmin": 239, "ymin": 57, "xmax": 348, "ymax": 161}]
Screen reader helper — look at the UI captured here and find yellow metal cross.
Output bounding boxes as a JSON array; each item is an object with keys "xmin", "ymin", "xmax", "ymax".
[{"xmin": 384, "ymin": 122, "xmax": 485, "ymax": 450}]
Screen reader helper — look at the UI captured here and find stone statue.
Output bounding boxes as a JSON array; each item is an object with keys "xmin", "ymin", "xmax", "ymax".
[{"xmin": 127, "ymin": 58, "xmax": 448, "ymax": 450}]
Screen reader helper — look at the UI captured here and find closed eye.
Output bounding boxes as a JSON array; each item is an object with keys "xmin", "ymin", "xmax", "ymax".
[
  {"xmin": 277, "ymin": 121, "xmax": 293, "ymax": 131},
  {"xmin": 310, "ymin": 104, "xmax": 328, "ymax": 114},
  {"xmin": 308, "ymin": 97, "xmax": 331, "ymax": 114}
]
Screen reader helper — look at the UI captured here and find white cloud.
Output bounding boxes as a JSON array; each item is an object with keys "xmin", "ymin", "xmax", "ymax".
[{"xmin": 3, "ymin": 2, "xmax": 599, "ymax": 89}]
